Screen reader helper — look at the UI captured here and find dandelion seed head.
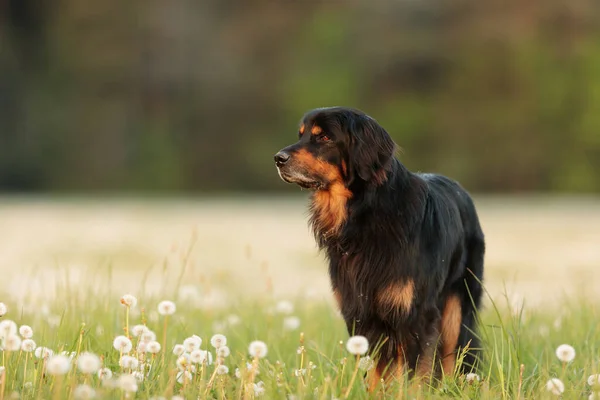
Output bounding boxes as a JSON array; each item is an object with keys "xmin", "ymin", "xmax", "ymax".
[
  {"xmin": 97, "ymin": 368, "xmax": 113, "ymax": 380},
  {"xmin": 46, "ymin": 354, "xmax": 72, "ymax": 375},
  {"xmin": 172, "ymin": 344, "xmax": 185, "ymax": 356},
  {"xmin": 254, "ymin": 381, "xmax": 265, "ymax": 396},
  {"xmin": 73, "ymin": 384, "xmax": 96, "ymax": 399},
  {"xmin": 120, "ymin": 294, "xmax": 137, "ymax": 308},
  {"xmin": 283, "ymin": 316, "xmax": 301, "ymax": 331},
  {"xmin": 113, "ymin": 335, "xmax": 133, "ymax": 354},
  {"xmin": 248, "ymin": 340, "xmax": 268, "ymax": 358},
  {"xmin": 0, "ymin": 320, "xmax": 17, "ymax": 339},
  {"xmin": 133, "ymin": 371, "xmax": 145, "ymax": 382},
  {"xmin": 275, "ymin": 300, "xmax": 294, "ymax": 314},
  {"xmin": 147, "ymin": 341, "xmax": 161, "ymax": 354},
  {"xmin": 34, "ymin": 346, "xmax": 54, "ymax": 359},
  {"xmin": 137, "ymin": 341, "xmax": 148, "ymax": 353},
  {"xmin": 19, "ymin": 325, "xmax": 33, "ymax": 339},
  {"xmin": 131, "ymin": 325, "xmax": 149, "ymax": 337},
  {"xmin": 77, "ymin": 352, "xmax": 101, "ymax": 374},
  {"xmin": 545, "ymin": 378, "xmax": 565, "ymax": 395},
  {"xmin": 346, "ymin": 335, "xmax": 369, "ymax": 355},
  {"xmin": 465, "ymin": 373, "xmax": 481, "ymax": 383},
  {"xmin": 189, "ymin": 349, "xmax": 212, "ymax": 365},
  {"xmin": 216, "ymin": 365, "xmax": 229, "ymax": 375},
  {"xmin": 157, "ymin": 300, "xmax": 176, "ymax": 316},
  {"xmin": 0, "ymin": 303, "xmax": 7, "ymax": 317},
  {"xmin": 119, "ymin": 355, "xmax": 139, "ymax": 370},
  {"xmin": 4, "ymin": 334, "xmax": 21, "ymax": 351},
  {"xmin": 117, "ymin": 374, "xmax": 138, "ymax": 392},
  {"xmin": 21, "ymin": 339, "xmax": 36, "ymax": 352},
  {"xmin": 140, "ymin": 330, "xmax": 157, "ymax": 343},
  {"xmin": 588, "ymin": 374, "xmax": 600, "ymax": 387},
  {"xmin": 176, "ymin": 353, "xmax": 191, "ymax": 370},
  {"xmin": 358, "ymin": 356, "xmax": 374, "ymax": 371},
  {"xmin": 183, "ymin": 336, "xmax": 201, "ymax": 352},
  {"xmin": 555, "ymin": 344, "xmax": 576, "ymax": 363},
  {"xmin": 176, "ymin": 370, "xmax": 192, "ymax": 384},
  {"xmin": 216, "ymin": 346, "xmax": 230, "ymax": 358},
  {"xmin": 210, "ymin": 334, "xmax": 227, "ymax": 349}
]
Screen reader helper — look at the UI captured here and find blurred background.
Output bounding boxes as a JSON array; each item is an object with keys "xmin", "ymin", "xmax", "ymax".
[{"xmin": 0, "ymin": 0, "xmax": 599, "ymax": 307}]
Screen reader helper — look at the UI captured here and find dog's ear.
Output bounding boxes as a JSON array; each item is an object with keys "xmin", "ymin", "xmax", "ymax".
[{"xmin": 345, "ymin": 113, "xmax": 396, "ymax": 183}]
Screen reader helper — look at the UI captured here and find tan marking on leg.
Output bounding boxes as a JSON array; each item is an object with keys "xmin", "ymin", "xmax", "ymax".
[
  {"xmin": 376, "ymin": 280, "xmax": 415, "ymax": 317},
  {"xmin": 440, "ymin": 295, "xmax": 462, "ymax": 376}
]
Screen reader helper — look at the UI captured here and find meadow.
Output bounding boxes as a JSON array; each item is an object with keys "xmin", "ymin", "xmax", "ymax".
[{"xmin": 0, "ymin": 195, "xmax": 599, "ymax": 399}]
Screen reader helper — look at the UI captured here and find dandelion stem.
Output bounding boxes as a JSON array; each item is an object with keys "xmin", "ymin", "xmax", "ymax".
[
  {"xmin": 162, "ymin": 315, "xmax": 169, "ymax": 365},
  {"xmin": 125, "ymin": 306, "xmax": 130, "ymax": 339},
  {"xmin": 343, "ymin": 355, "xmax": 360, "ymax": 399},
  {"xmin": 22, "ymin": 353, "xmax": 29, "ymax": 392},
  {"xmin": 517, "ymin": 364, "xmax": 525, "ymax": 400}
]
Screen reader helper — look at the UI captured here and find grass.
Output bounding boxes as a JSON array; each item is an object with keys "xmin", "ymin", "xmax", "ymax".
[{"xmin": 0, "ymin": 267, "xmax": 599, "ymax": 400}]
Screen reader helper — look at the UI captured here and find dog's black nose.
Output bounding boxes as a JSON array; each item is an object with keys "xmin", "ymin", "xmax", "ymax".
[{"xmin": 274, "ymin": 151, "xmax": 291, "ymax": 166}]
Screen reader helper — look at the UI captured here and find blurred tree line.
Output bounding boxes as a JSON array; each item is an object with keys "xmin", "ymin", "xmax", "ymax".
[{"xmin": 0, "ymin": 0, "xmax": 599, "ymax": 194}]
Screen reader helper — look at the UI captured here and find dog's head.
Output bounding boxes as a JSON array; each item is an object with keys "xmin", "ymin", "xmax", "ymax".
[{"xmin": 274, "ymin": 107, "xmax": 396, "ymax": 190}]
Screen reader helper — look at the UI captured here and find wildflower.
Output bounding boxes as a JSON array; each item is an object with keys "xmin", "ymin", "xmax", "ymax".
[
  {"xmin": 588, "ymin": 374, "xmax": 600, "ymax": 387},
  {"xmin": 216, "ymin": 346, "xmax": 231, "ymax": 358},
  {"xmin": 157, "ymin": 300, "xmax": 176, "ymax": 315},
  {"xmin": 545, "ymin": 378, "xmax": 565, "ymax": 395},
  {"xmin": 97, "ymin": 368, "xmax": 113, "ymax": 380},
  {"xmin": 294, "ymin": 369, "xmax": 306, "ymax": 377},
  {"xmin": 4, "ymin": 334, "xmax": 21, "ymax": 351},
  {"xmin": 131, "ymin": 325, "xmax": 149, "ymax": 337},
  {"xmin": 133, "ymin": 371, "xmax": 145, "ymax": 382},
  {"xmin": 211, "ymin": 334, "xmax": 227, "ymax": 349},
  {"xmin": 120, "ymin": 355, "xmax": 139, "ymax": 370},
  {"xmin": 465, "ymin": 373, "xmax": 481, "ymax": 383},
  {"xmin": 283, "ymin": 316, "xmax": 301, "ymax": 331},
  {"xmin": 176, "ymin": 353, "xmax": 191, "ymax": 370},
  {"xmin": 216, "ymin": 365, "xmax": 229, "ymax": 375},
  {"xmin": 140, "ymin": 330, "xmax": 157, "ymax": 343},
  {"xmin": 235, "ymin": 368, "xmax": 242, "ymax": 378},
  {"xmin": 19, "ymin": 325, "xmax": 33, "ymax": 339},
  {"xmin": 183, "ymin": 336, "xmax": 202, "ymax": 352},
  {"xmin": 0, "ymin": 320, "xmax": 17, "ymax": 339},
  {"xmin": 555, "ymin": 344, "xmax": 576, "ymax": 363},
  {"xmin": 358, "ymin": 356, "xmax": 374, "ymax": 371},
  {"xmin": 77, "ymin": 352, "xmax": 101, "ymax": 374},
  {"xmin": 46, "ymin": 355, "xmax": 72, "ymax": 375},
  {"xmin": 137, "ymin": 342, "xmax": 148, "ymax": 353},
  {"xmin": 146, "ymin": 341, "xmax": 161, "ymax": 354},
  {"xmin": 254, "ymin": 381, "xmax": 266, "ymax": 396},
  {"xmin": 275, "ymin": 300, "xmax": 294, "ymax": 314},
  {"xmin": 190, "ymin": 349, "xmax": 212, "ymax": 365},
  {"xmin": 21, "ymin": 339, "xmax": 36, "ymax": 352},
  {"xmin": 34, "ymin": 346, "xmax": 54, "ymax": 359},
  {"xmin": 117, "ymin": 374, "xmax": 138, "ymax": 392},
  {"xmin": 173, "ymin": 344, "xmax": 185, "ymax": 356},
  {"xmin": 176, "ymin": 370, "xmax": 192, "ymax": 384},
  {"xmin": 248, "ymin": 340, "xmax": 268, "ymax": 358},
  {"xmin": 73, "ymin": 384, "xmax": 96, "ymax": 399},
  {"xmin": 346, "ymin": 335, "xmax": 369, "ymax": 355},
  {"xmin": 113, "ymin": 335, "xmax": 133, "ymax": 354},
  {"xmin": 120, "ymin": 294, "xmax": 137, "ymax": 308},
  {"xmin": 0, "ymin": 303, "xmax": 7, "ymax": 317}
]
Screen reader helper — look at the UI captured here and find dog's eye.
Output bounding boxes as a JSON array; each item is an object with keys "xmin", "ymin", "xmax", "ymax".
[{"xmin": 320, "ymin": 135, "xmax": 331, "ymax": 142}]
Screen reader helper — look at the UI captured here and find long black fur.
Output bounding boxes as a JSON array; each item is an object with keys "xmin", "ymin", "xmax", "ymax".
[{"xmin": 275, "ymin": 106, "xmax": 485, "ymax": 383}]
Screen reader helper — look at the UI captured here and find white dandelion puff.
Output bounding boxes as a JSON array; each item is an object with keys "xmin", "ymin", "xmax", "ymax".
[
  {"xmin": 235, "ymin": 368, "xmax": 242, "ymax": 378},
  {"xmin": 117, "ymin": 374, "xmax": 138, "ymax": 392},
  {"xmin": 119, "ymin": 355, "xmax": 139, "ymax": 370},
  {"xmin": 465, "ymin": 373, "xmax": 481, "ymax": 383},
  {"xmin": 358, "ymin": 356, "xmax": 374, "ymax": 371},
  {"xmin": 131, "ymin": 325, "xmax": 149, "ymax": 337},
  {"xmin": 183, "ymin": 336, "xmax": 202, "ymax": 352},
  {"xmin": 140, "ymin": 330, "xmax": 157, "ymax": 343},
  {"xmin": 172, "ymin": 344, "xmax": 185, "ymax": 356},
  {"xmin": 555, "ymin": 344, "xmax": 576, "ymax": 363},
  {"xmin": 248, "ymin": 340, "xmax": 268, "ymax": 358},
  {"xmin": 176, "ymin": 353, "xmax": 191, "ymax": 370},
  {"xmin": 216, "ymin": 346, "xmax": 231, "ymax": 358},
  {"xmin": 0, "ymin": 320, "xmax": 17, "ymax": 339},
  {"xmin": 211, "ymin": 334, "xmax": 227, "ymax": 349},
  {"xmin": 133, "ymin": 371, "xmax": 145, "ymax": 382},
  {"xmin": 346, "ymin": 335, "xmax": 369, "ymax": 355},
  {"xmin": 21, "ymin": 339, "xmax": 36, "ymax": 352},
  {"xmin": 73, "ymin": 384, "xmax": 96, "ymax": 399},
  {"xmin": 4, "ymin": 334, "xmax": 21, "ymax": 351},
  {"xmin": 190, "ymin": 349, "xmax": 212, "ymax": 365},
  {"xmin": 19, "ymin": 325, "xmax": 33, "ymax": 339},
  {"xmin": 146, "ymin": 341, "xmax": 161, "ymax": 354},
  {"xmin": 137, "ymin": 341, "xmax": 148, "ymax": 353},
  {"xmin": 120, "ymin": 294, "xmax": 137, "ymax": 308},
  {"xmin": 46, "ymin": 355, "xmax": 72, "ymax": 375},
  {"xmin": 294, "ymin": 368, "xmax": 306, "ymax": 377},
  {"xmin": 97, "ymin": 368, "xmax": 113, "ymax": 380},
  {"xmin": 275, "ymin": 300, "xmax": 294, "ymax": 314},
  {"xmin": 176, "ymin": 370, "xmax": 192, "ymax": 384},
  {"xmin": 216, "ymin": 365, "xmax": 229, "ymax": 375},
  {"xmin": 283, "ymin": 316, "xmax": 301, "ymax": 331},
  {"xmin": 545, "ymin": 378, "xmax": 565, "ymax": 395},
  {"xmin": 157, "ymin": 300, "xmax": 176, "ymax": 316},
  {"xmin": 254, "ymin": 381, "xmax": 266, "ymax": 396},
  {"xmin": 113, "ymin": 336, "xmax": 133, "ymax": 354},
  {"xmin": 0, "ymin": 303, "xmax": 7, "ymax": 317},
  {"xmin": 77, "ymin": 352, "xmax": 101, "ymax": 374},
  {"xmin": 588, "ymin": 374, "xmax": 600, "ymax": 387},
  {"xmin": 34, "ymin": 346, "xmax": 54, "ymax": 359}
]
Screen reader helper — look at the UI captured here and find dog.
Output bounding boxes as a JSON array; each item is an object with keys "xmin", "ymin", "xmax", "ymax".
[{"xmin": 274, "ymin": 106, "xmax": 485, "ymax": 389}]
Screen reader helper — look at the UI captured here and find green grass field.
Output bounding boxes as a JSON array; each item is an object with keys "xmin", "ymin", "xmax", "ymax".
[{"xmin": 0, "ymin": 196, "xmax": 599, "ymax": 399}]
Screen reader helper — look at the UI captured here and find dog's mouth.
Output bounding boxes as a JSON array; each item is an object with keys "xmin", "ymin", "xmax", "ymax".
[{"xmin": 277, "ymin": 168, "xmax": 323, "ymax": 190}]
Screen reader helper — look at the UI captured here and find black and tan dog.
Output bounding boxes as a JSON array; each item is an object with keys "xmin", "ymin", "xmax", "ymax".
[{"xmin": 274, "ymin": 106, "xmax": 485, "ymax": 389}]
